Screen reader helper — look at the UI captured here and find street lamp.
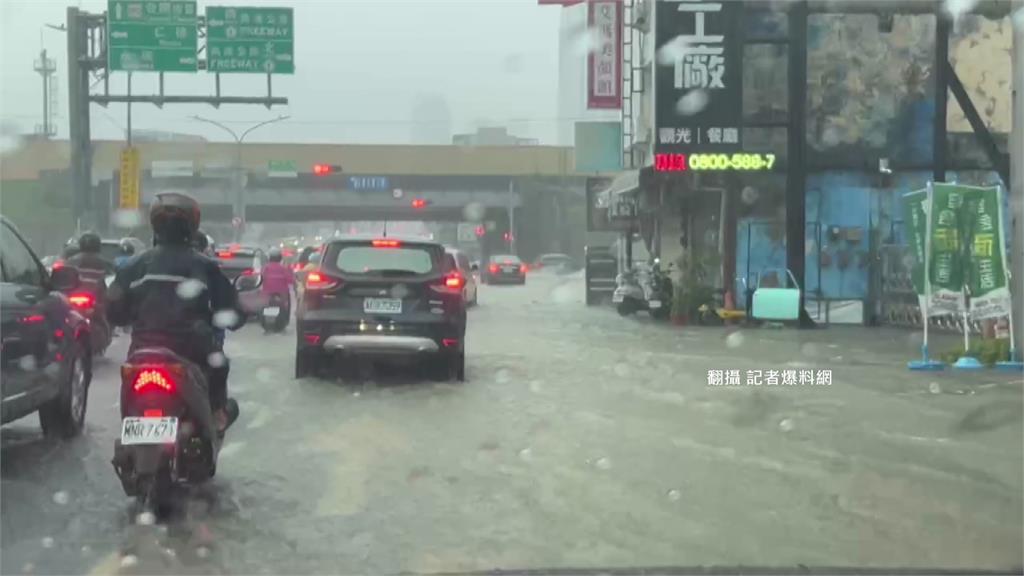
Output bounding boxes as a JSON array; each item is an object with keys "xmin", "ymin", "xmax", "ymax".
[{"xmin": 190, "ymin": 115, "xmax": 289, "ymax": 241}]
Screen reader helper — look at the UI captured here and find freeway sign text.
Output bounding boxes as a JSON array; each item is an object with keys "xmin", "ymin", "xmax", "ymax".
[
  {"xmin": 107, "ymin": 0, "xmax": 199, "ymax": 72},
  {"xmin": 206, "ymin": 6, "xmax": 295, "ymax": 74}
]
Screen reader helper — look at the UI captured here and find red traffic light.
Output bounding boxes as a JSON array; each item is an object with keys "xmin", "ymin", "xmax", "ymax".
[
  {"xmin": 474, "ymin": 225, "xmax": 485, "ymax": 237},
  {"xmin": 313, "ymin": 164, "xmax": 341, "ymax": 176}
]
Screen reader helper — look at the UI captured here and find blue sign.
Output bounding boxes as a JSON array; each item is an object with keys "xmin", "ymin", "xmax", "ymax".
[{"xmin": 347, "ymin": 176, "xmax": 390, "ymax": 191}]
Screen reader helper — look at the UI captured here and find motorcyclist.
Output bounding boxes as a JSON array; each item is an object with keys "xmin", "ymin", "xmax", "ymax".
[
  {"xmin": 260, "ymin": 248, "xmax": 295, "ymax": 321},
  {"xmin": 192, "ymin": 230, "xmax": 226, "ymax": 349},
  {"xmin": 107, "ymin": 192, "xmax": 244, "ymax": 431},
  {"xmin": 65, "ymin": 232, "xmax": 115, "ymax": 300},
  {"xmin": 114, "ymin": 239, "xmax": 136, "ymax": 270}
]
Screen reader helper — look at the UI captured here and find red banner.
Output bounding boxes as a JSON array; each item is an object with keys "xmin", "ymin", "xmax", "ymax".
[{"xmin": 587, "ymin": 0, "xmax": 622, "ymax": 110}]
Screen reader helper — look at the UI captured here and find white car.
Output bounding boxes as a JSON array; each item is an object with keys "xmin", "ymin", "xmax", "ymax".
[{"xmin": 445, "ymin": 248, "xmax": 478, "ymax": 306}]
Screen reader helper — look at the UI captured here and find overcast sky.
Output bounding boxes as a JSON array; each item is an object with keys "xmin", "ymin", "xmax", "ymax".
[{"xmin": 0, "ymin": 0, "xmax": 565, "ymax": 145}]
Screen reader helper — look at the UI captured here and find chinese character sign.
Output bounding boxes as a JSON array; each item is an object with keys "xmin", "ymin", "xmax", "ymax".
[
  {"xmin": 587, "ymin": 0, "xmax": 621, "ymax": 109},
  {"xmin": 655, "ymin": 0, "xmax": 742, "ymax": 154},
  {"xmin": 963, "ymin": 185, "xmax": 1010, "ymax": 320},
  {"xmin": 927, "ymin": 183, "xmax": 967, "ymax": 315}
]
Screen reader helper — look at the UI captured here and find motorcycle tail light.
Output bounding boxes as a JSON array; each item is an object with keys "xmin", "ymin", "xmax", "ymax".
[
  {"xmin": 122, "ymin": 364, "xmax": 182, "ymax": 394},
  {"xmin": 143, "ymin": 408, "xmax": 164, "ymax": 417},
  {"xmin": 68, "ymin": 293, "xmax": 95, "ymax": 309}
]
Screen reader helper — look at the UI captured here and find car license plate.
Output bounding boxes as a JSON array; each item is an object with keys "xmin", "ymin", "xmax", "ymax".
[
  {"xmin": 649, "ymin": 300, "xmax": 662, "ymax": 309},
  {"xmin": 121, "ymin": 417, "xmax": 178, "ymax": 445},
  {"xmin": 364, "ymin": 298, "xmax": 402, "ymax": 314},
  {"xmin": 264, "ymin": 306, "xmax": 280, "ymax": 317}
]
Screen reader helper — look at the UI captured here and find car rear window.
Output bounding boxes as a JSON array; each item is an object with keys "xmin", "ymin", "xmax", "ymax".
[
  {"xmin": 99, "ymin": 243, "xmax": 121, "ymax": 262},
  {"xmin": 332, "ymin": 244, "xmax": 436, "ymax": 275},
  {"xmin": 215, "ymin": 250, "xmax": 258, "ymax": 269},
  {"xmin": 490, "ymin": 254, "xmax": 521, "ymax": 264}
]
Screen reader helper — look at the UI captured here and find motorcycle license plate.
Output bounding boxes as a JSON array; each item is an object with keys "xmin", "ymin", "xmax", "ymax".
[
  {"xmin": 263, "ymin": 306, "xmax": 280, "ymax": 317},
  {"xmin": 649, "ymin": 300, "xmax": 662, "ymax": 309},
  {"xmin": 121, "ymin": 417, "xmax": 178, "ymax": 445},
  {"xmin": 364, "ymin": 298, "xmax": 402, "ymax": 314}
]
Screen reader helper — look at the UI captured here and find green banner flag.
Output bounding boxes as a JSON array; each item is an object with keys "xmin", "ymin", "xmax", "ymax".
[
  {"xmin": 927, "ymin": 183, "xmax": 967, "ymax": 315},
  {"xmin": 963, "ymin": 185, "xmax": 1011, "ymax": 320},
  {"xmin": 902, "ymin": 188, "xmax": 928, "ymax": 298}
]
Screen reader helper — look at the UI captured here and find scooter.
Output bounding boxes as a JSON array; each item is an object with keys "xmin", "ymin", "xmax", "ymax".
[
  {"xmin": 260, "ymin": 293, "xmax": 289, "ymax": 333},
  {"xmin": 613, "ymin": 260, "xmax": 673, "ymax": 320},
  {"xmin": 65, "ymin": 290, "xmax": 113, "ymax": 356},
  {"xmin": 646, "ymin": 260, "xmax": 673, "ymax": 321},
  {"xmin": 613, "ymin": 268, "xmax": 646, "ymax": 316},
  {"xmin": 112, "ymin": 348, "xmax": 239, "ymax": 514}
]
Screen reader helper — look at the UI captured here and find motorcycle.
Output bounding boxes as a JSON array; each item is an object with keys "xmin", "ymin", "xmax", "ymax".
[
  {"xmin": 65, "ymin": 283, "xmax": 113, "ymax": 356},
  {"xmin": 112, "ymin": 349, "xmax": 239, "ymax": 514},
  {"xmin": 612, "ymin": 259, "xmax": 672, "ymax": 320},
  {"xmin": 260, "ymin": 292, "xmax": 289, "ymax": 333}
]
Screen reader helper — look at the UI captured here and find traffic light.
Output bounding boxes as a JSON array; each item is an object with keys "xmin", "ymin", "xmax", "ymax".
[
  {"xmin": 411, "ymin": 198, "xmax": 431, "ymax": 209},
  {"xmin": 474, "ymin": 225, "xmax": 485, "ymax": 237},
  {"xmin": 312, "ymin": 163, "xmax": 342, "ymax": 176}
]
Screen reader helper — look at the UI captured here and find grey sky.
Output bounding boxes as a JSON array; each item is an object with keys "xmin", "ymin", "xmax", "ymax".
[{"xmin": 0, "ymin": 0, "xmax": 563, "ymax": 145}]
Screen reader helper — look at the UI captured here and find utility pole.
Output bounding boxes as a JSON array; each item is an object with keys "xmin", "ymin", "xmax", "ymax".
[
  {"xmin": 1011, "ymin": 0, "xmax": 1022, "ymax": 357},
  {"xmin": 66, "ymin": 7, "xmax": 95, "ymax": 233},
  {"xmin": 190, "ymin": 115, "xmax": 290, "ymax": 241},
  {"xmin": 33, "ymin": 49, "xmax": 57, "ymax": 138}
]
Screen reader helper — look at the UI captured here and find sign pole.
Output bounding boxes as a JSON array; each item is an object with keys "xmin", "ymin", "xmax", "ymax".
[
  {"xmin": 909, "ymin": 182, "xmax": 944, "ymax": 370},
  {"xmin": 953, "ymin": 183, "xmax": 983, "ymax": 370},
  {"xmin": 995, "ymin": 184, "xmax": 1024, "ymax": 370}
]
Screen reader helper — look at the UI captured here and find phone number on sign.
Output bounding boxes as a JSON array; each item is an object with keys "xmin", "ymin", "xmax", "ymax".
[
  {"xmin": 707, "ymin": 369, "xmax": 832, "ymax": 386},
  {"xmin": 655, "ymin": 153, "xmax": 777, "ymax": 172}
]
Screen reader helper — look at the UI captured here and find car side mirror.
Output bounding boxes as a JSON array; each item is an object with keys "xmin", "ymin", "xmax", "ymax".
[
  {"xmin": 51, "ymin": 266, "xmax": 80, "ymax": 291},
  {"xmin": 234, "ymin": 274, "xmax": 261, "ymax": 292}
]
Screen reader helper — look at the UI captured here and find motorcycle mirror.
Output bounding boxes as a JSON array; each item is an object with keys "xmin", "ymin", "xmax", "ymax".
[{"xmin": 51, "ymin": 266, "xmax": 80, "ymax": 291}]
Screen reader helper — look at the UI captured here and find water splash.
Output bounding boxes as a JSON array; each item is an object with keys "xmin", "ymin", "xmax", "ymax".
[{"xmin": 928, "ymin": 382, "xmax": 942, "ymax": 395}]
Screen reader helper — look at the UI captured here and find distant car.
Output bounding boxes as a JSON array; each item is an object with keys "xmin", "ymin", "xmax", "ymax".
[
  {"xmin": 214, "ymin": 245, "xmax": 266, "ymax": 316},
  {"xmin": 50, "ymin": 237, "xmax": 145, "ymax": 272},
  {"xmin": 445, "ymin": 247, "xmax": 478, "ymax": 306},
  {"xmin": 295, "ymin": 237, "xmax": 466, "ymax": 382},
  {"xmin": 1, "ymin": 216, "xmax": 93, "ymax": 438},
  {"xmin": 532, "ymin": 253, "xmax": 574, "ymax": 273},
  {"xmin": 484, "ymin": 254, "xmax": 526, "ymax": 285}
]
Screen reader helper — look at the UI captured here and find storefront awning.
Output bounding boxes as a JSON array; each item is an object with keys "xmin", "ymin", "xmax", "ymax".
[{"xmin": 596, "ymin": 169, "xmax": 643, "ymax": 207}]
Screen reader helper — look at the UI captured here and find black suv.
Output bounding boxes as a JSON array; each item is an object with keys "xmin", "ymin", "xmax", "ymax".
[
  {"xmin": 295, "ymin": 237, "xmax": 466, "ymax": 381},
  {"xmin": 1, "ymin": 216, "xmax": 93, "ymax": 437}
]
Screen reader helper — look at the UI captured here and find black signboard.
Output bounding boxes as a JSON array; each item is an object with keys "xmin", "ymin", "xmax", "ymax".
[
  {"xmin": 654, "ymin": 0, "xmax": 743, "ymax": 155},
  {"xmin": 586, "ymin": 176, "xmax": 635, "ymax": 232}
]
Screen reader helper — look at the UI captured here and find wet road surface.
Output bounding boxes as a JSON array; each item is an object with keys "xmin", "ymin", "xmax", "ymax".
[{"xmin": 2, "ymin": 272, "xmax": 1022, "ymax": 575}]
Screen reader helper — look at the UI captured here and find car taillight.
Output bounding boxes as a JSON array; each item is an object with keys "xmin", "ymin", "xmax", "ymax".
[
  {"xmin": 520, "ymin": 264, "xmax": 528, "ymax": 274},
  {"xmin": 52, "ymin": 260, "xmax": 65, "ymax": 270},
  {"xmin": 241, "ymin": 268, "xmax": 255, "ymax": 276},
  {"xmin": 128, "ymin": 367, "xmax": 176, "ymax": 393},
  {"xmin": 292, "ymin": 263, "xmax": 303, "ymax": 271},
  {"xmin": 68, "ymin": 293, "xmax": 95, "ymax": 308},
  {"xmin": 217, "ymin": 251, "xmax": 233, "ymax": 258},
  {"xmin": 305, "ymin": 270, "xmax": 340, "ymax": 290},
  {"xmin": 489, "ymin": 264, "xmax": 499, "ymax": 274},
  {"xmin": 444, "ymin": 274, "xmax": 465, "ymax": 289}
]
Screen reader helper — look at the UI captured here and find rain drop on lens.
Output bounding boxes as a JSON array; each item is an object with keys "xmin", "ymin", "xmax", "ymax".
[
  {"xmin": 52, "ymin": 490, "xmax": 70, "ymax": 505},
  {"xmin": 120, "ymin": 555, "xmax": 139, "ymax": 568},
  {"xmin": 41, "ymin": 536, "xmax": 55, "ymax": 549},
  {"xmin": 595, "ymin": 457, "xmax": 612, "ymax": 470},
  {"xmin": 462, "ymin": 202, "xmax": 486, "ymax": 222},
  {"xmin": 18, "ymin": 355, "xmax": 38, "ymax": 371},
  {"xmin": 176, "ymin": 279, "xmax": 205, "ymax": 300},
  {"xmin": 929, "ymin": 382, "xmax": 942, "ymax": 395},
  {"xmin": 725, "ymin": 331, "xmax": 745, "ymax": 349},
  {"xmin": 675, "ymin": 90, "xmax": 709, "ymax": 116},
  {"xmin": 779, "ymin": 418, "xmax": 795, "ymax": 432},
  {"xmin": 207, "ymin": 352, "xmax": 227, "ymax": 368},
  {"xmin": 667, "ymin": 489, "xmax": 682, "ymax": 501},
  {"xmin": 137, "ymin": 511, "xmax": 156, "ymax": 526},
  {"xmin": 196, "ymin": 546, "xmax": 211, "ymax": 559},
  {"xmin": 213, "ymin": 309, "xmax": 240, "ymax": 329}
]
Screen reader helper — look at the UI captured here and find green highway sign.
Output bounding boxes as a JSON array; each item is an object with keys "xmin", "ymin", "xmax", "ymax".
[
  {"xmin": 206, "ymin": 7, "xmax": 295, "ymax": 74},
  {"xmin": 107, "ymin": 0, "xmax": 198, "ymax": 72}
]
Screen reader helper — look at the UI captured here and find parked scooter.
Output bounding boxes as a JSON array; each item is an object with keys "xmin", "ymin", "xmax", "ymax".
[
  {"xmin": 260, "ymin": 292, "xmax": 289, "ymax": 333},
  {"xmin": 112, "ymin": 348, "xmax": 239, "ymax": 514},
  {"xmin": 613, "ymin": 259, "xmax": 673, "ymax": 320}
]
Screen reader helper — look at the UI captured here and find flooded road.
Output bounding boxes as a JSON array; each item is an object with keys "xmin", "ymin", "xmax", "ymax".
[{"xmin": 2, "ymin": 272, "xmax": 1022, "ymax": 575}]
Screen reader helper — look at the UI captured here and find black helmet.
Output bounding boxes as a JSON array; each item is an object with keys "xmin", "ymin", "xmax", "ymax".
[
  {"xmin": 268, "ymin": 248, "xmax": 283, "ymax": 262},
  {"xmin": 150, "ymin": 192, "xmax": 200, "ymax": 245},
  {"xmin": 78, "ymin": 231, "xmax": 102, "ymax": 253}
]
